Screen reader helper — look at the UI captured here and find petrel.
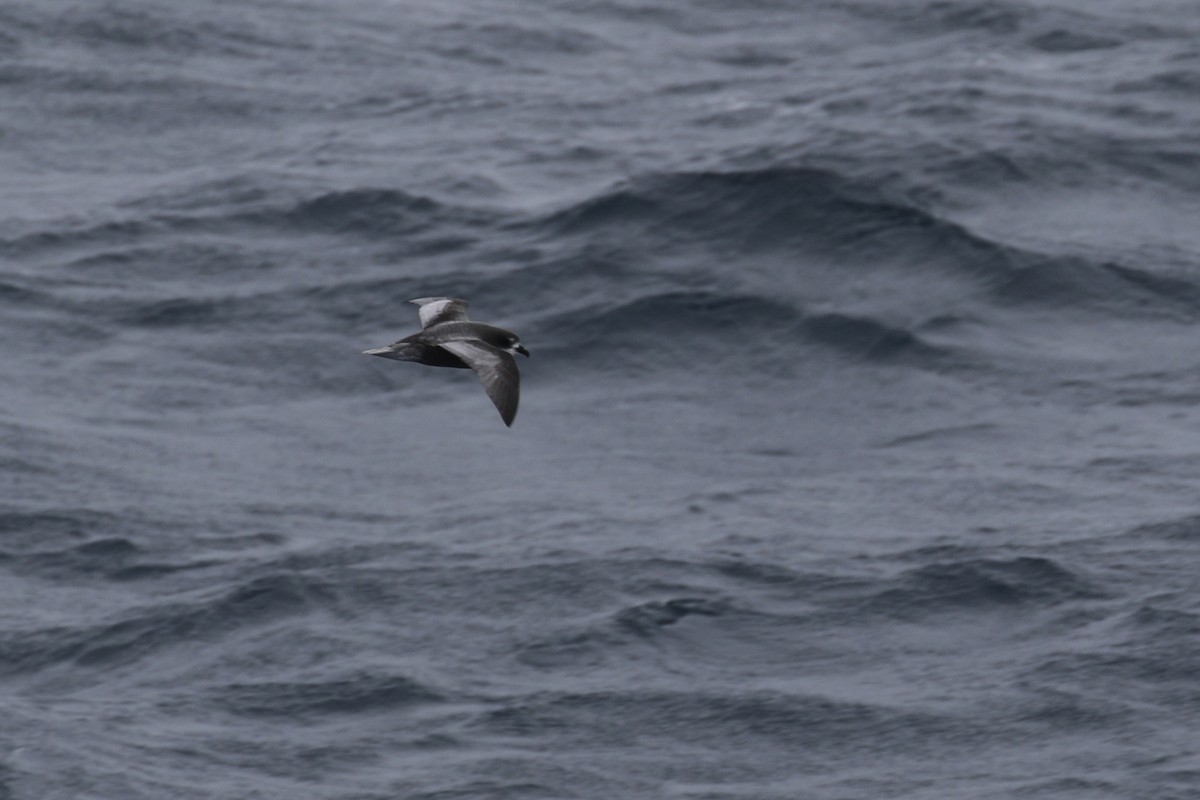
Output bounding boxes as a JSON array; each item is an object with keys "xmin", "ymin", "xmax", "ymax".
[{"xmin": 363, "ymin": 297, "xmax": 529, "ymax": 427}]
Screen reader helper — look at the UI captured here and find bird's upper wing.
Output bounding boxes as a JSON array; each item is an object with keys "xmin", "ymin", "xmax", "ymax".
[
  {"xmin": 437, "ymin": 339, "xmax": 520, "ymax": 427},
  {"xmin": 409, "ymin": 297, "xmax": 470, "ymax": 329}
]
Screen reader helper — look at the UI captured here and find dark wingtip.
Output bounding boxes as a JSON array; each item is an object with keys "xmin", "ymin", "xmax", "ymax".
[{"xmin": 500, "ymin": 404, "xmax": 517, "ymax": 427}]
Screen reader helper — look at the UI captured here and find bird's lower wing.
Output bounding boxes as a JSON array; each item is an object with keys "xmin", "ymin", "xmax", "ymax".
[{"xmin": 437, "ymin": 339, "xmax": 520, "ymax": 426}]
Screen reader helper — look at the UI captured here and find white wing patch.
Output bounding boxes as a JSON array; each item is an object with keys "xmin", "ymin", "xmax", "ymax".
[
  {"xmin": 409, "ymin": 297, "xmax": 470, "ymax": 329},
  {"xmin": 438, "ymin": 339, "xmax": 520, "ymax": 427}
]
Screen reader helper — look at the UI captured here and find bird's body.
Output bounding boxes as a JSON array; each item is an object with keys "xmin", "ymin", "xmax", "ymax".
[{"xmin": 364, "ymin": 298, "xmax": 529, "ymax": 426}]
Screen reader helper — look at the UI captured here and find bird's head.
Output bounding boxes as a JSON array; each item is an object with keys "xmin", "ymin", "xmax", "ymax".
[{"xmin": 504, "ymin": 333, "xmax": 530, "ymax": 358}]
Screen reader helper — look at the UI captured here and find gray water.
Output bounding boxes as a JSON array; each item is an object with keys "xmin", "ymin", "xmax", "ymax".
[{"xmin": 3, "ymin": 1, "xmax": 1200, "ymax": 798}]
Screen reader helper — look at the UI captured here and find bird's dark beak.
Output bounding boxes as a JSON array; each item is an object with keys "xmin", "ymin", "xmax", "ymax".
[
  {"xmin": 363, "ymin": 346, "xmax": 397, "ymax": 358},
  {"xmin": 514, "ymin": 344, "xmax": 530, "ymax": 358}
]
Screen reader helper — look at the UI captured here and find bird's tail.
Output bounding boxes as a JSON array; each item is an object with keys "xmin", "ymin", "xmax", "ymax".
[{"xmin": 363, "ymin": 343, "xmax": 423, "ymax": 361}]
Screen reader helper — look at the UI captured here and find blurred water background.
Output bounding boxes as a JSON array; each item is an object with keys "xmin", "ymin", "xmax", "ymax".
[{"xmin": 3, "ymin": 1, "xmax": 1200, "ymax": 798}]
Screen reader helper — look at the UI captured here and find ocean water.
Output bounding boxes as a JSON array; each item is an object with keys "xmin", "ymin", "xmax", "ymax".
[{"xmin": 3, "ymin": 0, "xmax": 1200, "ymax": 797}]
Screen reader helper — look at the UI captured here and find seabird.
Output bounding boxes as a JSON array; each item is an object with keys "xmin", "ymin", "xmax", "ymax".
[{"xmin": 364, "ymin": 297, "xmax": 529, "ymax": 427}]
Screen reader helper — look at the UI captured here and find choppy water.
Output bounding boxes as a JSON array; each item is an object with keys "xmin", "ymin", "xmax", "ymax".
[{"xmin": 4, "ymin": 1, "xmax": 1200, "ymax": 798}]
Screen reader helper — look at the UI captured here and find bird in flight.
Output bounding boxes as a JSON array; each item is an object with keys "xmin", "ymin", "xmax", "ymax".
[{"xmin": 364, "ymin": 297, "xmax": 529, "ymax": 427}]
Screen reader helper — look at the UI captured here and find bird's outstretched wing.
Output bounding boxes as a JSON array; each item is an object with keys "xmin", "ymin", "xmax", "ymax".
[
  {"xmin": 409, "ymin": 297, "xmax": 470, "ymax": 329},
  {"xmin": 437, "ymin": 339, "xmax": 520, "ymax": 426}
]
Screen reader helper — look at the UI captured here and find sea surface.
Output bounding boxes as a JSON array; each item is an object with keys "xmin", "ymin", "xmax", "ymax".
[{"xmin": 3, "ymin": 1, "xmax": 1200, "ymax": 798}]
